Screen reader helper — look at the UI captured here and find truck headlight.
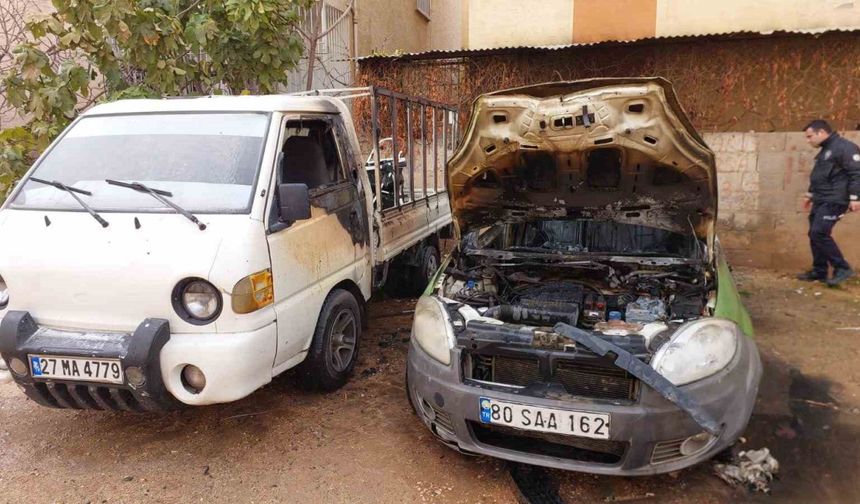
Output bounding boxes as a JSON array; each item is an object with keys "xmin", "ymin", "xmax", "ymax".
[
  {"xmin": 650, "ymin": 319, "xmax": 739, "ymax": 386},
  {"xmin": 412, "ymin": 295, "xmax": 454, "ymax": 365},
  {"xmin": 172, "ymin": 278, "xmax": 222, "ymax": 324},
  {"xmin": 0, "ymin": 274, "xmax": 8, "ymax": 309}
]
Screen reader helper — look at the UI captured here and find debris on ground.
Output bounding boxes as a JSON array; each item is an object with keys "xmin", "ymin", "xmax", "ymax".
[
  {"xmin": 714, "ymin": 448, "xmax": 779, "ymax": 493},
  {"xmin": 604, "ymin": 492, "xmax": 656, "ymax": 502}
]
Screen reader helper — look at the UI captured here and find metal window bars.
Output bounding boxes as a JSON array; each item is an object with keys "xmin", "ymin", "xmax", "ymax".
[{"xmin": 288, "ymin": 86, "xmax": 459, "ymax": 216}]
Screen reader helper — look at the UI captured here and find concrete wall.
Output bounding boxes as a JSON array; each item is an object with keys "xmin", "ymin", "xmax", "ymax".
[
  {"xmin": 656, "ymin": 0, "xmax": 860, "ymax": 37},
  {"xmin": 355, "ymin": 0, "xmax": 461, "ymax": 56},
  {"xmin": 708, "ymin": 131, "xmax": 860, "ymax": 270},
  {"xmin": 466, "ymin": 0, "xmax": 572, "ymax": 48},
  {"xmin": 460, "ymin": 0, "xmax": 860, "ymax": 49}
]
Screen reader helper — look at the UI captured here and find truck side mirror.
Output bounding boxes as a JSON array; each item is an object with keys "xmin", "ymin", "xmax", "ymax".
[{"xmin": 278, "ymin": 183, "xmax": 311, "ymax": 222}]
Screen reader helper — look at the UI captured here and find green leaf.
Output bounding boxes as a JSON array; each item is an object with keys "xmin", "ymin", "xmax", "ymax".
[{"xmin": 3, "ymin": 0, "xmax": 309, "ymax": 144}]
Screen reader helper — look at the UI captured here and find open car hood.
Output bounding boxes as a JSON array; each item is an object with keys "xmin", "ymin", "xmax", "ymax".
[{"xmin": 448, "ymin": 78, "xmax": 717, "ymax": 243}]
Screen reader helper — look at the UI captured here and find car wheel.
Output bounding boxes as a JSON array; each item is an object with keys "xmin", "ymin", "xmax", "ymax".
[{"xmin": 298, "ymin": 289, "xmax": 361, "ymax": 391}]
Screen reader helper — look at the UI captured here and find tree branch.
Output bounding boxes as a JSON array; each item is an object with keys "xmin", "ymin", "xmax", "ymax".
[
  {"xmin": 315, "ymin": 0, "xmax": 354, "ymax": 41},
  {"xmin": 176, "ymin": 0, "xmax": 203, "ymax": 18}
]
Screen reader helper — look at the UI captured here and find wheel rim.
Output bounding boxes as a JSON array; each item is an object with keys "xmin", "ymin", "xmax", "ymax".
[
  {"xmin": 329, "ymin": 309, "xmax": 357, "ymax": 372},
  {"xmin": 423, "ymin": 251, "xmax": 438, "ymax": 282}
]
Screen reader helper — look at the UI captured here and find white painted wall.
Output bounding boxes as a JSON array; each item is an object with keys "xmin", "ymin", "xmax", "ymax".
[
  {"xmin": 467, "ymin": 0, "xmax": 573, "ymax": 49},
  {"xmin": 656, "ymin": 0, "xmax": 860, "ymax": 36}
]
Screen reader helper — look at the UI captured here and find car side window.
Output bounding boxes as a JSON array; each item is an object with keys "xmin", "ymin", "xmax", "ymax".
[{"xmin": 279, "ymin": 119, "xmax": 346, "ymax": 190}]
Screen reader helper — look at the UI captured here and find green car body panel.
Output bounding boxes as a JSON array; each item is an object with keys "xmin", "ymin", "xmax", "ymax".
[{"xmin": 714, "ymin": 253, "xmax": 755, "ymax": 337}]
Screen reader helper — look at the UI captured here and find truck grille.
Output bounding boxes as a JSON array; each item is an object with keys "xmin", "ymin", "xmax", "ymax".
[
  {"xmin": 469, "ymin": 353, "xmax": 638, "ymax": 401},
  {"xmin": 29, "ymin": 382, "xmax": 173, "ymax": 412},
  {"xmin": 469, "ymin": 421, "xmax": 626, "ymax": 464}
]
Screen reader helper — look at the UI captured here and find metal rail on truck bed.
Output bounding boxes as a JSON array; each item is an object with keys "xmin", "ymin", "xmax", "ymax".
[{"xmin": 290, "ymin": 87, "xmax": 460, "ymax": 266}]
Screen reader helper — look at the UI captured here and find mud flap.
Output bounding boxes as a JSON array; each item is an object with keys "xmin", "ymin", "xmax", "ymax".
[{"xmin": 553, "ymin": 322, "xmax": 722, "ymax": 436}]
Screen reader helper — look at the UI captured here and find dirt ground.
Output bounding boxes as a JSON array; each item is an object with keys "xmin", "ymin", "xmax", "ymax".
[{"xmin": 1, "ymin": 267, "xmax": 859, "ymax": 504}]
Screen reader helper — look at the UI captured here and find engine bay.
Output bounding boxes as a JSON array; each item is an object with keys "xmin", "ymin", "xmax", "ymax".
[{"xmin": 440, "ymin": 224, "xmax": 715, "ymax": 353}]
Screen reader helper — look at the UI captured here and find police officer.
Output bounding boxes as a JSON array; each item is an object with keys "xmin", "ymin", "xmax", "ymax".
[{"xmin": 797, "ymin": 120, "xmax": 860, "ymax": 286}]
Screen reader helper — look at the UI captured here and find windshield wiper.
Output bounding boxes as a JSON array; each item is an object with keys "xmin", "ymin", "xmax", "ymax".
[
  {"xmin": 29, "ymin": 177, "xmax": 109, "ymax": 228},
  {"xmin": 105, "ymin": 179, "xmax": 206, "ymax": 230}
]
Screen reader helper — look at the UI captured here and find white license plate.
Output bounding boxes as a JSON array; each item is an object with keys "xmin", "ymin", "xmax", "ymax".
[
  {"xmin": 29, "ymin": 355, "xmax": 124, "ymax": 384},
  {"xmin": 479, "ymin": 397, "xmax": 610, "ymax": 440}
]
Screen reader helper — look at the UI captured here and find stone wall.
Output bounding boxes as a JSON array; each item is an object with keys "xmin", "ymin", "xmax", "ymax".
[{"xmin": 708, "ymin": 131, "xmax": 860, "ymax": 270}]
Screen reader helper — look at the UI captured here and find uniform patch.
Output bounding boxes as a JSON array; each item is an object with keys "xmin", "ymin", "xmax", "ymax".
[
  {"xmin": 853, "ymin": 153, "xmax": 860, "ymax": 162},
  {"xmin": 825, "ymin": 150, "xmax": 832, "ymax": 160}
]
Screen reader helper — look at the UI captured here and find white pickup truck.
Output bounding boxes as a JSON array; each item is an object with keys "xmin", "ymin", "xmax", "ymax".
[{"xmin": 0, "ymin": 87, "xmax": 457, "ymax": 410}]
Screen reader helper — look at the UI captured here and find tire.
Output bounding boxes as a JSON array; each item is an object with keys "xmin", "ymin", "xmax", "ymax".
[
  {"xmin": 412, "ymin": 243, "xmax": 439, "ymax": 295},
  {"xmin": 298, "ymin": 289, "xmax": 362, "ymax": 391}
]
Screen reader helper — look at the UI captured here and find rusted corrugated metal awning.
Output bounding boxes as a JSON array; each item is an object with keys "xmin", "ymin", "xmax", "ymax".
[{"xmin": 357, "ymin": 27, "xmax": 860, "ymax": 62}]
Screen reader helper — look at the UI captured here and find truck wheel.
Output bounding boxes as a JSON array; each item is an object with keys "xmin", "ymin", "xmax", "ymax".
[
  {"xmin": 413, "ymin": 244, "xmax": 439, "ymax": 294},
  {"xmin": 298, "ymin": 289, "xmax": 361, "ymax": 391}
]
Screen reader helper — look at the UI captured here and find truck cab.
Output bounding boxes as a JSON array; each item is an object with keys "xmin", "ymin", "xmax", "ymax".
[{"xmin": 0, "ymin": 88, "xmax": 457, "ymax": 410}]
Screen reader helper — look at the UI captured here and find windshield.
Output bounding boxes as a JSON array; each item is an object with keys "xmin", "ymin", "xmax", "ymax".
[
  {"xmin": 9, "ymin": 112, "xmax": 270, "ymax": 213},
  {"xmin": 471, "ymin": 220, "xmax": 700, "ymax": 257}
]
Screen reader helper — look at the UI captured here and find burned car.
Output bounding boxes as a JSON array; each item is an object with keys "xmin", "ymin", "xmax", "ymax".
[{"xmin": 406, "ymin": 78, "xmax": 762, "ymax": 475}]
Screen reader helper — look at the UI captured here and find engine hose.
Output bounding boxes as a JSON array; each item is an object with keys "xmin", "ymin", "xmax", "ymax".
[{"xmin": 483, "ymin": 304, "xmax": 577, "ymax": 326}]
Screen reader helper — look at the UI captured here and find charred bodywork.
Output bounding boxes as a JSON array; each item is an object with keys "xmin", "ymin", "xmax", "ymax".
[{"xmin": 406, "ymin": 79, "xmax": 761, "ymax": 475}]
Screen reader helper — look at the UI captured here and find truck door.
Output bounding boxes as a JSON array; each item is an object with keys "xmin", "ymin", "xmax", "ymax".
[{"xmin": 266, "ymin": 115, "xmax": 366, "ymax": 368}]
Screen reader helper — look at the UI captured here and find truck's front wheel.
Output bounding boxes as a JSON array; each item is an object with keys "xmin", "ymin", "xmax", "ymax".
[{"xmin": 298, "ymin": 289, "xmax": 361, "ymax": 391}]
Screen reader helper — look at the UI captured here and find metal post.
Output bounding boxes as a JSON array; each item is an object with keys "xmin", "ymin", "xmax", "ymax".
[
  {"xmin": 389, "ymin": 96, "xmax": 400, "ymax": 209},
  {"xmin": 442, "ymin": 110, "xmax": 449, "ymax": 191},
  {"xmin": 406, "ymin": 101, "xmax": 413, "ymax": 205},
  {"xmin": 420, "ymin": 104, "xmax": 426, "ymax": 204},
  {"xmin": 370, "ymin": 90, "xmax": 382, "ymax": 212},
  {"xmin": 432, "ymin": 108, "xmax": 438, "ymax": 195}
]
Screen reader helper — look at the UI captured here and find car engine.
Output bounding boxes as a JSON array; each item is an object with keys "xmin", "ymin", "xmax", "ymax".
[{"xmin": 441, "ymin": 260, "xmax": 713, "ymax": 351}]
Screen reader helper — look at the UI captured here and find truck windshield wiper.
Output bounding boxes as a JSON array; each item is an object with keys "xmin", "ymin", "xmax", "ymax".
[
  {"xmin": 105, "ymin": 179, "xmax": 206, "ymax": 230},
  {"xmin": 29, "ymin": 177, "xmax": 109, "ymax": 228}
]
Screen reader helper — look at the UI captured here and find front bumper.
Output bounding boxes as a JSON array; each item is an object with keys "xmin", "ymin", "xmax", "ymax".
[
  {"xmin": 0, "ymin": 311, "xmax": 277, "ymax": 410},
  {"xmin": 406, "ymin": 333, "xmax": 762, "ymax": 476}
]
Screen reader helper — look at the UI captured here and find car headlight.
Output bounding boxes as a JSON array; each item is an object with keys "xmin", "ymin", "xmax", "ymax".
[
  {"xmin": 650, "ymin": 319, "xmax": 739, "ymax": 386},
  {"xmin": 172, "ymin": 278, "xmax": 222, "ymax": 324},
  {"xmin": 412, "ymin": 295, "xmax": 454, "ymax": 365},
  {"xmin": 0, "ymin": 274, "xmax": 8, "ymax": 309}
]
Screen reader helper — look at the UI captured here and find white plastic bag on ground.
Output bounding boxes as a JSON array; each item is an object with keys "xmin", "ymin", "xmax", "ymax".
[{"xmin": 714, "ymin": 448, "xmax": 780, "ymax": 493}]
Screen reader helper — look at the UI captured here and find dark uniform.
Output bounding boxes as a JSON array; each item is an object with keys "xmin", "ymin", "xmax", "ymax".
[{"xmin": 807, "ymin": 133, "xmax": 860, "ymax": 279}]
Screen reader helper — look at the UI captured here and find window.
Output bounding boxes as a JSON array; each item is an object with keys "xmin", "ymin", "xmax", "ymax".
[
  {"xmin": 10, "ymin": 113, "xmax": 269, "ymax": 214},
  {"xmin": 280, "ymin": 119, "xmax": 346, "ymax": 189},
  {"xmin": 416, "ymin": 0, "xmax": 431, "ymax": 20}
]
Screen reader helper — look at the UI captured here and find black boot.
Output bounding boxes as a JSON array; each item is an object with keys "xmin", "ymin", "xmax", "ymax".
[
  {"xmin": 827, "ymin": 268, "xmax": 855, "ymax": 287},
  {"xmin": 796, "ymin": 270, "xmax": 827, "ymax": 281}
]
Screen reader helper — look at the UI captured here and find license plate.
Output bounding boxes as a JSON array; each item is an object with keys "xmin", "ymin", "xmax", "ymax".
[
  {"xmin": 479, "ymin": 397, "xmax": 610, "ymax": 440},
  {"xmin": 29, "ymin": 355, "xmax": 124, "ymax": 384}
]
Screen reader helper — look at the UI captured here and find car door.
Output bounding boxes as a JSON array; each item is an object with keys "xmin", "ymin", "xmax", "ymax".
[{"xmin": 265, "ymin": 114, "xmax": 366, "ymax": 369}]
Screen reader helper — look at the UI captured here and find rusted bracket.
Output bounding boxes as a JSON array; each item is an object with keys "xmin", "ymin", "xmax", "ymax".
[{"xmin": 553, "ymin": 322, "xmax": 722, "ymax": 436}]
